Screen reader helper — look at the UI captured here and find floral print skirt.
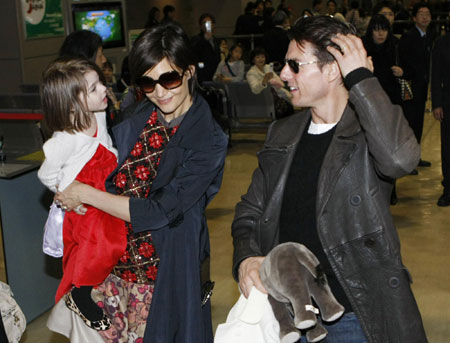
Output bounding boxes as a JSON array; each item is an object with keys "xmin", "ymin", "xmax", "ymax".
[{"xmin": 91, "ymin": 274, "xmax": 155, "ymax": 343}]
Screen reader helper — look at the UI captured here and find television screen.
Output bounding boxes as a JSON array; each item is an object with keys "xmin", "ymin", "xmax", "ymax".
[{"xmin": 72, "ymin": 2, "xmax": 125, "ymax": 49}]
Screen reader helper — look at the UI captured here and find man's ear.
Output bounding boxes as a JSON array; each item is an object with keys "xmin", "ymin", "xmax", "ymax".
[{"xmin": 326, "ymin": 61, "xmax": 341, "ymax": 83}]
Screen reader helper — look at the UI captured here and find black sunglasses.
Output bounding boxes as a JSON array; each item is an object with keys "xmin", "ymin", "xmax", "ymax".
[
  {"xmin": 135, "ymin": 70, "xmax": 186, "ymax": 93},
  {"xmin": 285, "ymin": 59, "xmax": 321, "ymax": 74}
]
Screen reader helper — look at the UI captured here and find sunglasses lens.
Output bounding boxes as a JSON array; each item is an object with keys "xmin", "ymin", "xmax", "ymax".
[
  {"xmin": 287, "ymin": 59, "xmax": 299, "ymax": 74},
  {"xmin": 136, "ymin": 77, "xmax": 156, "ymax": 93},
  {"xmin": 159, "ymin": 71, "xmax": 183, "ymax": 89}
]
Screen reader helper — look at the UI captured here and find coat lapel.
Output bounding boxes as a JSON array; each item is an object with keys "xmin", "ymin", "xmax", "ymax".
[{"xmin": 316, "ymin": 104, "xmax": 360, "ymax": 216}]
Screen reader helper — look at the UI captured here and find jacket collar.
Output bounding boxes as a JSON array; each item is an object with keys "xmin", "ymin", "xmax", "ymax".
[
  {"xmin": 264, "ymin": 102, "xmax": 360, "ymax": 150},
  {"xmin": 112, "ymin": 94, "xmax": 210, "ymax": 166}
]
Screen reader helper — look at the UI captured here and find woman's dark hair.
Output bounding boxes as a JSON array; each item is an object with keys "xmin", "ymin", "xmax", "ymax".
[
  {"xmin": 145, "ymin": 7, "xmax": 160, "ymax": 28},
  {"xmin": 226, "ymin": 44, "xmax": 243, "ymax": 62},
  {"xmin": 41, "ymin": 57, "xmax": 101, "ymax": 133},
  {"xmin": 128, "ymin": 22, "xmax": 197, "ymax": 95},
  {"xmin": 59, "ymin": 30, "xmax": 103, "ymax": 63},
  {"xmin": 250, "ymin": 47, "xmax": 267, "ymax": 64},
  {"xmin": 364, "ymin": 14, "xmax": 394, "ymax": 49},
  {"xmin": 289, "ymin": 16, "xmax": 355, "ymax": 68}
]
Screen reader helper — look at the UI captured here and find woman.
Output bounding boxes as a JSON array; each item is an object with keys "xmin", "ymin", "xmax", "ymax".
[
  {"xmin": 144, "ymin": 6, "xmax": 160, "ymax": 28},
  {"xmin": 363, "ymin": 14, "xmax": 403, "ymax": 105},
  {"xmin": 59, "ymin": 30, "xmax": 107, "ymax": 69},
  {"xmin": 246, "ymin": 47, "xmax": 293, "ymax": 119},
  {"xmin": 363, "ymin": 14, "xmax": 404, "ymax": 204},
  {"xmin": 54, "ymin": 22, "xmax": 228, "ymax": 343}
]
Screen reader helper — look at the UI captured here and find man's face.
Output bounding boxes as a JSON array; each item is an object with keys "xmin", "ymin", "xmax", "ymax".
[
  {"xmin": 280, "ymin": 41, "xmax": 332, "ymax": 108},
  {"xmin": 413, "ymin": 7, "xmax": 431, "ymax": 30}
]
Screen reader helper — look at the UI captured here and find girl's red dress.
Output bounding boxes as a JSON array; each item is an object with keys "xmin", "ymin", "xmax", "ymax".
[{"xmin": 55, "ymin": 143, "xmax": 127, "ymax": 302}]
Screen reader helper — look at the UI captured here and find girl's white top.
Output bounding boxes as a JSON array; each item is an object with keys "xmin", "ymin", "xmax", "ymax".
[{"xmin": 38, "ymin": 111, "xmax": 118, "ymax": 192}]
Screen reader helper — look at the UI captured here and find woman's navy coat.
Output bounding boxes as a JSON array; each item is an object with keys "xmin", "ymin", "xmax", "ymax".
[{"xmin": 105, "ymin": 95, "xmax": 228, "ymax": 343}]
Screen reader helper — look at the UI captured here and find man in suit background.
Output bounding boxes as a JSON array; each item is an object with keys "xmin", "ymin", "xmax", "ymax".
[
  {"xmin": 431, "ymin": 32, "xmax": 450, "ymax": 206},
  {"xmin": 399, "ymin": 2, "xmax": 433, "ymax": 170}
]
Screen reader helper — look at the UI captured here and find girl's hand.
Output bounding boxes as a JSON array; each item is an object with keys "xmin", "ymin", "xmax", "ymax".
[{"xmin": 391, "ymin": 66, "xmax": 403, "ymax": 77}]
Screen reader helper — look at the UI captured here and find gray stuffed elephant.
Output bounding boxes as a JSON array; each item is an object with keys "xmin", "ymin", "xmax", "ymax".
[{"xmin": 260, "ymin": 242, "xmax": 345, "ymax": 343}]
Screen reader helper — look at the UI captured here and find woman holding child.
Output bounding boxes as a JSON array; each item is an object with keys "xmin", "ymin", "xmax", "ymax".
[{"xmin": 52, "ymin": 22, "xmax": 227, "ymax": 343}]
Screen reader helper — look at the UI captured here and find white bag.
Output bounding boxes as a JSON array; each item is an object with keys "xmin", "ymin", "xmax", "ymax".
[
  {"xmin": 0, "ymin": 282, "xmax": 26, "ymax": 343},
  {"xmin": 43, "ymin": 202, "xmax": 64, "ymax": 258}
]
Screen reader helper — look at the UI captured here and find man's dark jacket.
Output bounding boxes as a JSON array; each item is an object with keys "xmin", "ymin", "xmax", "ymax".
[
  {"xmin": 107, "ymin": 95, "xmax": 228, "ymax": 343},
  {"xmin": 232, "ymin": 77, "xmax": 427, "ymax": 343},
  {"xmin": 191, "ymin": 33, "xmax": 221, "ymax": 84}
]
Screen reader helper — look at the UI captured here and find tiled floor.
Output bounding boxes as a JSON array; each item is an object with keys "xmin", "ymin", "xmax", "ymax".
[{"xmin": 21, "ymin": 113, "xmax": 450, "ymax": 342}]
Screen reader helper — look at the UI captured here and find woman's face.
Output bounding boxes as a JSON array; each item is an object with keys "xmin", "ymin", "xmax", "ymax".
[
  {"xmin": 142, "ymin": 58, "xmax": 193, "ymax": 120},
  {"xmin": 253, "ymin": 54, "xmax": 266, "ymax": 69},
  {"xmin": 95, "ymin": 46, "xmax": 107, "ymax": 68},
  {"xmin": 230, "ymin": 46, "xmax": 243, "ymax": 62},
  {"xmin": 372, "ymin": 28, "xmax": 388, "ymax": 45},
  {"xmin": 379, "ymin": 7, "xmax": 395, "ymax": 25}
]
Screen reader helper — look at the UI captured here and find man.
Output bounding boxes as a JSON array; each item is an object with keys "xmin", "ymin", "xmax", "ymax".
[
  {"xmin": 399, "ymin": 2, "xmax": 433, "ymax": 169},
  {"xmin": 263, "ymin": 10, "xmax": 290, "ymax": 70},
  {"xmin": 232, "ymin": 16, "xmax": 427, "ymax": 342},
  {"xmin": 191, "ymin": 13, "xmax": 222, "ymax": 84},
  {"xmin": 431, "ymin": 33, "xmax": 450, "ymax": 206}
]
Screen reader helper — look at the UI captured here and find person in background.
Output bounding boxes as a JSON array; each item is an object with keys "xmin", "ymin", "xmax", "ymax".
[
  {"xmin": 234, "ymin": 1, "xmax": 262, "ymax": 55},
  {"xmin": 233, "ymin": 15, "xmax": 427, "ymax": 343},
  {"xmin": 327, "ymin": 0, "xmax": 346, "ymax": 22},
  {"xmin": 56, "ymin": 22, "xmax": 228, "ymax": 343},
  {"xmin": 431, "ymin": 32, "xmax": 450, "ymax": 206},
  {"xmin": 373, "ymin": 1, "xmax": 396, "ymax": 26},
  {"xmin": 219, "ymin": 39, "xmax": 229, "ymax": 61},
  {"xmin": 191, "ymin": 13, "xmax": 222, "ymax": 85},
  {"xmin": 399, "ymin": 2, "xmax": 434, "ymax": 170},
  {"xmin": 59, "ymin": 30, "xmax": 120, "ymax": 128},
  {"xmin": 213, "ymin": 43, "xmax": 245, "ymax": 82},
  {"xmin": 161, "ymin": 5, "xmax": 176, "ymax": 25},
  {"xmin": 363, "ymin": 14, "xmax": 404, "ymax": 205},
  {"xmin": 264, "ymin": 10, "xmax": 291, "ymax": 71},
  {"xmin": 312, "ymin": 0, "xmax": 324, "ymax": 15},
  {"xmin": 246, "ymin": 47, "xmax": 293, "ymax": 119},
  {"xmin": 144, "ymin": 6, "xmax": 160, "ymax": 28},
  {"xmin": 102, "ymin": 60, "xmax": 118, "ymax": 93},
  {"xmin": 302, "ymin": 8, "xmax": 314, "ymax": 17}
]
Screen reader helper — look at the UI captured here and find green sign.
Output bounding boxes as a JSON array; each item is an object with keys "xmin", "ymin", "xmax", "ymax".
[{"xmin": 22, "ymin": 0, "xmax": 64, "ymax": 39}]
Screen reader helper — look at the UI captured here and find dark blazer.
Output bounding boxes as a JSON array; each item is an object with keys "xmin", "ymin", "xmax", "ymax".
[
  {"xmin": 232, "ymin": 77, "xmax": 426, "ymax": 342},
  {"xmin": 398, "ymin": 26, "xmax": 433, "ymax": 94},
  {"xmin": 431, "ymin": 34, "xmax": 450, "ymax": 111},
  {"xmin": 263, "ymin": 26, "xmax": 290, "ymax": 67},
  {"xmin": 191, "ymin": 33, "xmax": 222, "ymax": 84},
  {"xmin": 106, "ymin": 95, "xmax": 228, "ymax": 343}
]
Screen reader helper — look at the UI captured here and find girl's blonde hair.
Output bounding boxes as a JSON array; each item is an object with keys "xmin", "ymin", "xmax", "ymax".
[{"xmin": 40, "ymin": 57, "xmax": 101, "ymax": 133}]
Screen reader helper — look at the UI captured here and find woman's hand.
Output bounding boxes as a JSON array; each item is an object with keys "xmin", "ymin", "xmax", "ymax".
[
  {"xmin": 54, "ymin": 181, "xmax": 89, "ymax": 214},
  {"xmin": 391, "ymin": 66, "xmax": 403, "ymax": 77},
  {"xmin": 327, "ymin": 34, "xmax": 374, "ymax": 77},
  {"xmin": 269, "ymin": 78, "xmax": 285, "ymax": 89},
  {"xmin": 238, "ymin": 256, "xmax": 267, "ymax": 298},
  {"xmin": 262, "ymin": 72, "xmax": 274, "ymax": 86}
]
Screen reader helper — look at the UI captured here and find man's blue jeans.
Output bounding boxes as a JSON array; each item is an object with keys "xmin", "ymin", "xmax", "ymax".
[{"xmin": 299, "ymin": 312, "xmax": 368, "ymax": 343}]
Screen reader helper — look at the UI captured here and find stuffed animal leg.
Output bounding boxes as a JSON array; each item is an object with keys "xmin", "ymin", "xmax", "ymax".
[
  {"xmin": 260, "ymin": 242, "xmax": 345, "ymax": 342},
  {"xmin": 267, "ymin": 296, "xmax": 300, "ymax": 343}
]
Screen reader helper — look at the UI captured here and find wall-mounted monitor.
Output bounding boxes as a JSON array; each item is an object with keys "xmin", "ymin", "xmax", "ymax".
[{"xmin": 71, "ymin": 1, "xmax": 125, "ymax": 49}]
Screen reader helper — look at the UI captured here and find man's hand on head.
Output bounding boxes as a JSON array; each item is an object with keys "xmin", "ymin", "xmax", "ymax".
[{"xmin": 327, "ymin": 34, "xmax": 374, "ymax": 77}]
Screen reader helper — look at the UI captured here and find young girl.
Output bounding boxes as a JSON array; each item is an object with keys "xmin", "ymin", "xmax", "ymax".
[
  {"xmin": 38, "ymin": 57, "xmax": 127, "ymax": 333},
  {"xmin": 213, "ymin": 43, "xmax": 245, "ymax": 82}
]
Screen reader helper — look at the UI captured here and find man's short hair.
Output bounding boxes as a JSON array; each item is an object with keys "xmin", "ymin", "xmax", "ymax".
[
  {"xmin": 273, "ymin": 10, "xmax": 288, "ymax": 25},
  {"xmin": 372, "ymin": 0, "xmax": 394, "ymax": 15},
  {"xmin": 412, "ymin": 2, "xmax": 430, "ymax": 17},
  {"xmin": 288, "ymin": 16, "xmax": 356, "ymax": 66},
  {"xmin": 163, "ymin": 5, "xmax": 175, "ymax": 17}
]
